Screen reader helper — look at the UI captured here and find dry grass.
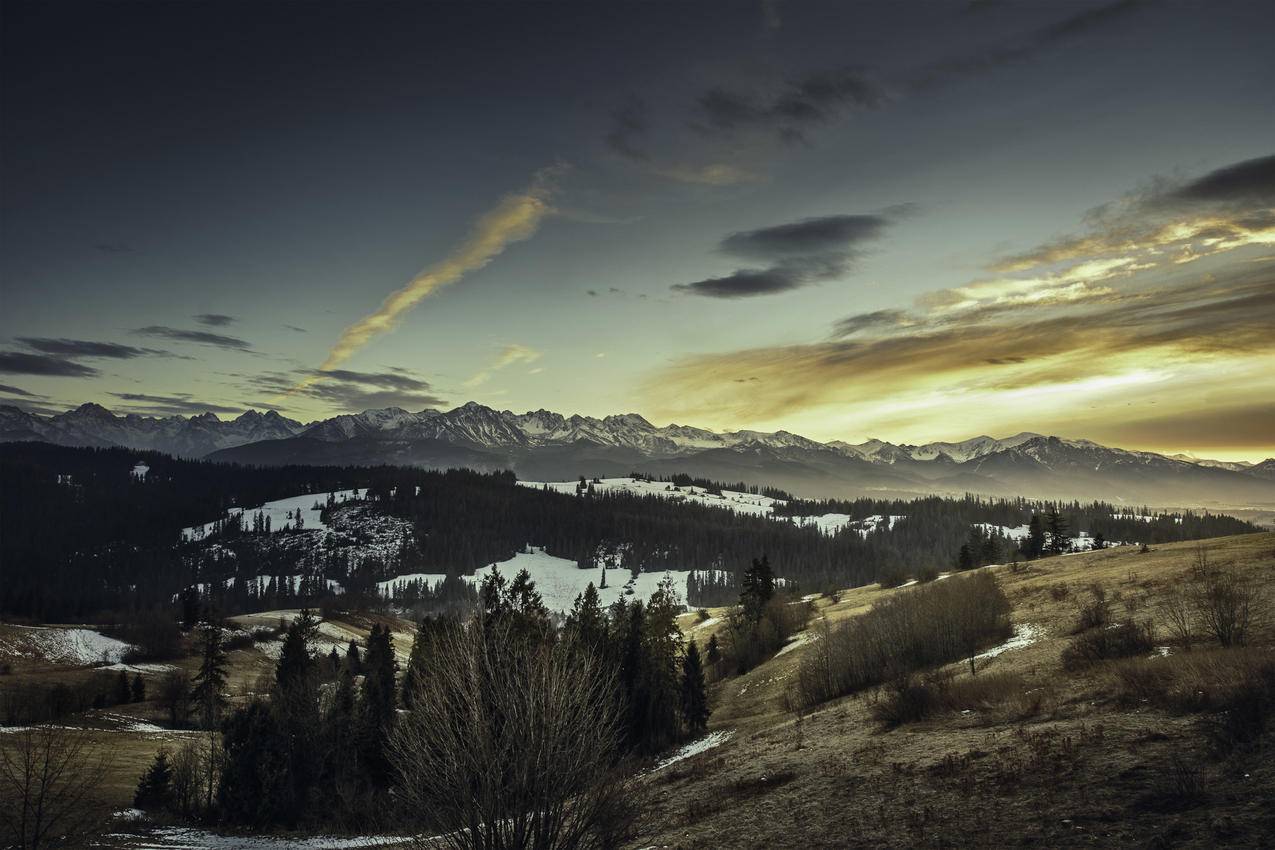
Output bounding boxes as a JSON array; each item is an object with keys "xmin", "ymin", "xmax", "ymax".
[{"xmin": 641, "ymin": 532, "xmax": 1275, "ymax": 849}]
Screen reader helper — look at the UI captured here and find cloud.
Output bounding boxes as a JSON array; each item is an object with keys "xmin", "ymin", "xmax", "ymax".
[
  {"xmin": 603, "ymin": 96, "xmax": 761, "ymax": 186},
  {"xmin": 242, "ymin": 367, "xmax": 445, "ymax": 413},
  {"xmin": 284, "ymin": 325, "xmax": 308, "ymax": 333},
  {"xmin": 108, "ymin": 392, "xmax": 245, "ymax": 417},
  {"xmin": 0, "ymin": 352, "xmax": 100, "ymax": 377},
  {"xmin": 0, "ymin": 383, "xmax": 43, "ymax": 398},
  {"xmin": 910, "ymin": 0, "xmax": 1152, "ymax": 90},
  {"xmin": 16, "ymin": 337, "xmax": 173, "ymax": 359},
  {"xmin": 134, "ymin": 326, "xmax": 253, "ymax": 350},
  {"xmin": 294, "ymin": 166, "xmax": 564, "ymax": 399},
  {"xmin": 464, "ymin": 344, "xmax": 543, "ymax": 388},
  {"xmin": 674, "ymin": 211, "xmax": 903, "ymax": 298},
  {"xmin": 696, "ymin": 67, "xmax": 887, "ymax": 143},
  {"xmin": 194, "ymin": 313, "xmax": 237, "ymax": 327},
  {"xmin": 831, "ymin": 309, "xmax": 911, "ymax": 337},
  {"xmin": 1160, "ymin": 153, "xmax": 1275, "ymax": 206},
  {"xmin": 720, "ymin": 214, "xmax": 891, "ymax": 260}
]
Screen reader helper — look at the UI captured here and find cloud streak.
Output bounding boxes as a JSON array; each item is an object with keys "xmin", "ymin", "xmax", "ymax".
[
  {"xmin": 16, "ymin": 337, "xmax": 174, "ymax": 359},
  {"xmin": 0, "ymin": 352, "xmax": 100, "ymax": 377},
  {"xmin": 674, "ymin": 211, "xmax": 903, "ymax": 298},
  {"xmin": 464, "ymin": 344, "xmax": 542, "ymax": 388},
  {"xmin": 292, "ymin": 167, "xmax": 562, "ymax": 400},
  {"xmin": 134, "ymin": 326, "xmax": 253, "ymax": 350}
]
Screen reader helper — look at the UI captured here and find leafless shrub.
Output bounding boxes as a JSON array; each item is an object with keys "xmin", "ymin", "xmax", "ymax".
[
  {"xmin": 1189, "ymin": 565, "xmax": 1264, "ymax": 648},
  {"xmin": 0, "ymin": 726, "xmax": 111, "ymax": 849},
  {"xmin": 1061, "ymin": 620, "xmax": 1155, "ymax": 671},
  {"xmin": 390, "ymin": 621, "xmax": 634, "ymax": 850},
  {"xmin": 1109, "ymin": 647, "xmax": 1274, "ymax": 717},
  {"xmin": 1073, "ymin": 583, "xmax": 1110, "ymax": 633},
  {"xmin": 797, "ymin": 572, "xmax": 1012, "ymax": 708}
]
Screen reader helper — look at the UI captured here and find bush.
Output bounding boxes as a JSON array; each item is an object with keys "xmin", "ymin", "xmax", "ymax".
[
  {"xmin": 1061, "ymin": 620, "xmax": 1155, "ymax": 671},
  {"xmin": 871, "ymin": 671, "xmax": 1031, "ymax": 726},
  {"xmin": 1073, "ymin": 583, "xmax": 1110, "ymax": 632},
  {"xmin": 796, "ymin": 571, "xmax": 1012, "ymax": 708}
]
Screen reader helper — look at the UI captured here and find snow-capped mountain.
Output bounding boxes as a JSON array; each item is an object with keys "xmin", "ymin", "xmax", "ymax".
[
  {"xmin": 3, "ymin": 401, "xmax": 1273, "ymax": 506},
  {"xmin": 0, "ymin": 403, "xmax": 305, "ymax": 457}
]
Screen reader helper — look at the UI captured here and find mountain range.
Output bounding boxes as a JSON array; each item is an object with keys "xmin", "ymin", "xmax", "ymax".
[{"xmin": 3, "ymin": 401, "xmax": 1273, "ymax": 507}]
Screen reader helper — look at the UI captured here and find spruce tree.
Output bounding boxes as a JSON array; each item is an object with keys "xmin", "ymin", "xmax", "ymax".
[
  {"xmin": 132, "ymin": 672, "xmax": 146, "ymax": 702},
  {"xmin": 115, "ymin": 670, "xmax": 132, "ymax": 705},
  {"xmin": 1045, "ymin": 509, "xmax": 1069, "ymax": 556},
  {"xmin": 680, "ymin": 640, "xmax": 709, "ymax": 734},
  {"xmin": 706, "ymin": 633, "xmax": 721, "ymax": 666},
  {"xmin": 190, "ymin": 624, "xmax": 228, "ymax": 729},
  {"xmin": 356, "ymin": 624, "xmax": 398, "ymax": 788},
  {"xmin": 134, "ymin": 749, "xmax": 173, "ymax": 811}
]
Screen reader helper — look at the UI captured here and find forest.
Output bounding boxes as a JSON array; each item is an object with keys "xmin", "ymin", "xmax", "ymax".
[{"xmin": 0, "ymin": 442, "xmax": 1258, "ymax": 620}]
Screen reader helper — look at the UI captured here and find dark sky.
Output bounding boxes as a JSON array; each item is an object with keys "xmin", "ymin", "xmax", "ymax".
[{"xmin": 2, "ymin": 1, "xmax": 1273, "ymax": 459}]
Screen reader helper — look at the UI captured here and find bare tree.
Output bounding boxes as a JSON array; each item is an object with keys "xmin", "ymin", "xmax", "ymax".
[
  {"xmin": 1190, "ymin": 565, "xmax": 1264, "ymax": 647},
  {"xmin": 390, "ymin": 621, "xmax": 633, "ymax": 850},
  {"xmin": 1158, "ymin": 581, "xmax": 1196, "ymax": 650},
  {"xmin": 0, "ymin": 726, "xmax": 111, "ymax": 849}
]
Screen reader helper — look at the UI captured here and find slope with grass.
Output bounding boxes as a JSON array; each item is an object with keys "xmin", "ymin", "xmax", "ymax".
[{"xmin": 637, "ymin": 532, "xmax": 1275, "ymax": 849}]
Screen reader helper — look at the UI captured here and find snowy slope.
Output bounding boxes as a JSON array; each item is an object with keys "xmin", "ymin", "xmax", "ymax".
[{"xmin": 182, "ymin": 489, "xmax": 365, "ymax": 540}]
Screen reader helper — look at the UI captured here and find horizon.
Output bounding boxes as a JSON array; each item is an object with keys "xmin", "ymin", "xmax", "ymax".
[
  {"xmin": 3, "ymin": 1, "xmax": 1273, "ymax": 464},
  {"xmin": 6, "ymin": 396, "xmax": 1271, "ymax": 464}
]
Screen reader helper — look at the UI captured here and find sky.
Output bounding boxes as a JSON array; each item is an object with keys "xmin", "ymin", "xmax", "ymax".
[{"xmin": 1, "ymin": 0, "xmax": 1273, "ymax": 461}]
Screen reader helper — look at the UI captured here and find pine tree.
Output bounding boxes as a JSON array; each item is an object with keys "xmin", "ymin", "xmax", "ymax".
[
  {"xmin": 190, "ymin": 624, "xmax": 228, "ymax": 729},
  {"xmin": 680, "ymin": 640, "xmax": 709, "ymax": 734},
  {"xmin": 134, "ymin": 749, "xmax": 173, "ymax": 810},
  {"xmin": 115, "ymin": 670, "xmax": 132, "ymax": 705},
  {"xmin": 706, "ymin": 633, "xmax": 721, "ymax": 666},
  {"xmin": 356, "ymin": 623, "xmax": 398, "ymax": 788},
  {"xmin": 957, "ymin": 544, "xmax": 974, "ymax": 571},
  {"xmin": 132, "ymin": 672, "xmax": 146, "ymax": 702},
  {"xmin": 1024, "ymin": 514, "xmax": 1046, "ymax": 560},
  {"xmin": 1045, "ymin": 508, "xmax": 1069, "ymax": 556},
  {"xmin": 565, "ymin": 582, "xmax": 608, "ymax": 653},
  {"xmin": 740, "ymin": 555, "xmax": 775, "ymax": 622},
  {"xmin": 1091, "ymin": 531, "xmax": 1106, "ymax": 550},
  {"xmin": 344, "ymin": 639, "xmax": 361, "ymax": 675}
]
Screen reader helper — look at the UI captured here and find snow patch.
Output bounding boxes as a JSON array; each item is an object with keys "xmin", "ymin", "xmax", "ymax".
[
  {"xmin": 973, "ymin": 623, "xmax": 1042, "ymax": 661},
  {"xmin": 649, "ymin": 730, "xmax": 734, "ymax": 772}
]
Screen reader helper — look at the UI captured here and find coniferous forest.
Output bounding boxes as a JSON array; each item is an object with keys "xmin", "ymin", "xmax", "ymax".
[{"xmin": 0, "ymin": 442, "xmax": 1257, "ymax": 621}]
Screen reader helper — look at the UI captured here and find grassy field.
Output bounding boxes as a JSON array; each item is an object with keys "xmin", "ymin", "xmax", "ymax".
[
  {"xmin": 640, "ymin": 532, "xmax": 1275, "ymax": 848},
  {"xmin": 4, "ymin": 534, "xmax": 1272, "ymax": 848}
]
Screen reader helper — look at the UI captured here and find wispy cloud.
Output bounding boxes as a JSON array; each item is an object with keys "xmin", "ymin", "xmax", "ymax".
[
  {"xmin": 604, "ymin": 96, "xmax": 761, "ymax": 186},
  {"xmin": 16, "ymin": 337, "xmax": 175, "ymax": 359},
  {"xmin": 464, "ymin": 344, "xmax": 542, "ymax": 388},
  {"xmin": 194, "ymin": 313, "xmax": 237, "ymax": 327},
  {"xmin": 0, "ymin": 352, "xmax": 99, "ymax": 377},
  {"xmin": 134, "ymin": 326, "xmax": 253, "ymax": 351},
  {"xmin": 295, "ymin": 167, "xmax": 564, "ymax": 399},
  {"xmin": 108, "ymin": 392, "xmax": 244, "ymax": 417},
  {"xmin": 243, "ymin": 366, "xmax": 445, "ymax": 413},
  {"xmin": 673, "ymin": 210, "xmax": 906, "ymax": 298},
  {"xmin": 0, "ymin": 383, "xmax": 43, "ymax": 398}
]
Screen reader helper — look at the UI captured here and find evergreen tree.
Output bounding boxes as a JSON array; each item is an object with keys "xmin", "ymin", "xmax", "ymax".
[
  {"xmin": 356, "ymin": 623, "xmax": 398, "ymax": 788},
  {"xmin": 1024, "ymin": 514, "xmax": 1046, "ymax": 560},
  {"xmin": 706, "ymin": 633, "xmax": 721, "ymax": 666},
  {"xmin": 740, "ymin": 555, "xmax": 775, "ymax": 621},
  {"xmin": 680, "ymin": 640, "xmax": 709, "ymax": 734},
  {"xmin": 134, "ymin": 749, "xmax": 173, "ymax": 810},
  {"xmin": 565, "ymin": 582, "xmax": 608, "ymax": 653},
  {"xmin": 219, "ymin": 700, "xmax": 292, "ymax": 826},
  {"xmin": 957, "ymin": 544, "xmax": 974, "ymax": 571},
  {"xmin": 1091, "ymin": 531, "xmax": 1106, "ymax": 550},
  {"xmin": 1045, "ymin": 508, "xmax": 1070, "ymax": 556},
  {"xmin": 344, "ymin": 639, "xmax": 361, "ymax": 675},
  {"xmin": 190, "ymin": 624, "xmax": 228, "ymax": 729},
  {"xmin": 132, "ymin": 672, "xmax": 146, "ymax": 702},
  {"xmin": 273, "ymin": 610, "xmax": 321, "ymax": 821},
  {"xmin": 115, "ymin": 670, "xmax": 132, "ymax": 705}
]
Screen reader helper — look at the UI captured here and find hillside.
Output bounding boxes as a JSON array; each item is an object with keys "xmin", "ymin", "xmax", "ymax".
[{"xmin": 632, "ymin": 533, "xmax": 1275, "ymax": 849}]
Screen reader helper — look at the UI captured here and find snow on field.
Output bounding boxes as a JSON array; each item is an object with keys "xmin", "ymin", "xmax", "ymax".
[
  {"xmin": 518, "ymin": 477, "xmax": 894, "ymax": 538},
  {"xmin": 973, "ymin": 523, "xmax": 1111, "ymax": 551},
  {"xmin": 376, "ymin": 547, "xmax": 713, "ymax": 613},
  {"xmin": 520, "ymin": 477, "xmax": 780, "ymax": 516},
  {"xmin": 650, "ymin": 730, "xmax": 734, "ymax": 772},
  {"xmin": 775, "ymin": 629, "xmax": 818, "ymax": 657},
  {"xmin": 182, "ymin": 489, "xmax": 366, "ymax": 541},
  {"xmin": 0, "ymin": 625, "xmax": 134, "ymax": 665},
  {"xmin": 973, "ymin": 623, "xmax": 1042, "ymax": 661},
  {"xmin": 116, "ymin": 826, "xmax": 412, "ymax": 849},
  {"xmin": 103, "ymin": 661, "xmax": 179, "ymax": 674}
]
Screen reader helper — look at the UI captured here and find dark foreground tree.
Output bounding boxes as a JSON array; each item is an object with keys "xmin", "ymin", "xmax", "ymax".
[
  {"xmin": 391, "ymin": 620, "xmax": 634, "ymax": 850},
  {"xmin": 0, "ymin": 726, "xmax": 111, "ymax": 849},
  {"xmin": 680, "ymin": 640, "xmax": 709, "ymax": 734}
]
